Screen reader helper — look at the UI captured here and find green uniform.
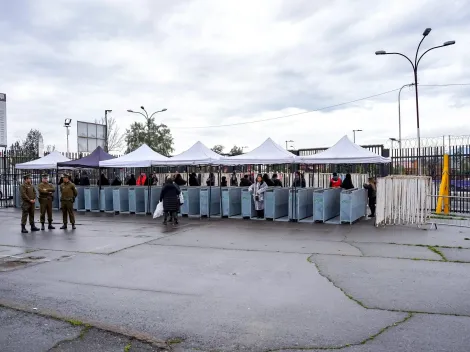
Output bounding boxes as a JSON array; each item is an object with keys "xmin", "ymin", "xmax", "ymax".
[
  {"xmin": 38, "ymin": 182, "xmax": 55, "ymax": 224},
  {"xmin": 20, "ymin": 183, "xmax": 36, "ymax": 226},
  {"xmin": 60, "ymin": 181, "xmax": 78, "ymax": 225}
]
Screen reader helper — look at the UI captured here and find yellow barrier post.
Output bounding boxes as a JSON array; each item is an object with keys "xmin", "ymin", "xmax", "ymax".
[{"xmin": 436, "ymin": 154, "xmax": 450, "ymax": 214}]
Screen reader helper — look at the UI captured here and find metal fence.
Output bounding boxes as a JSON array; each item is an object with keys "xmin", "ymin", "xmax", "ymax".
[{"xmin": 427, "ymin": 195, "xmax": 470, "ymax": 228}]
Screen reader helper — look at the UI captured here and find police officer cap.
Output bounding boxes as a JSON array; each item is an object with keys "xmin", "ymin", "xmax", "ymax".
[
  {"xmin": 41, "ymin": 173, "xmax": 49, "ymax": 178},
  {"xmin": 62, "ymin": 173, "xmax": 71, "ymax": 178},
  {"xmin": 23, "ymin": 174, "xmax": 32, "ymax": 180}
]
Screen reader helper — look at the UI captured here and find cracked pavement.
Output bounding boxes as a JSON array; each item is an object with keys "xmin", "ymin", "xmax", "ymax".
[{"xmin": 0, "ymin": 208, "xmax": 470, "ymax": 351}]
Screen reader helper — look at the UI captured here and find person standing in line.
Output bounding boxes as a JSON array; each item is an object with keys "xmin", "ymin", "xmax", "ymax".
[
  {"xmin": 292, "ymin": 171, "xmax": 306, "ymax": 188},
  {"xmin": 341, "ymin": 173, "xmax": 355, "ymax": 190},
  {"xmin": 160, "ymin": 177, "xmax": 181, "ymax": 225},
  {"xmin": 38, "ymin": 173, "xmax": 55, "ymax": 230},
  {"xmin": 206, "ymin": 173, "xmax": 215, "ymax": 186},
  {"xmin": 248, "ymin": 174, "xmax": 268, "ymax": 218},
  {"xmin": 230, "ymin": 172, "xmax": 238, "ymax": 186},
  {"xmin": 60, "ymin": 173, "xmax": 78, "ymax": 230},
  {"xmin": 188, "ymin": 172, "xmax": 199, "ymax": 186},
  {"xmin": 174, "ymin": 173, "xmax": 187, "ymax": 186},
  {"xmin": 239, "ymin": 174, "xmax": 252, "ymax": 187},
  {"xmin": 272, "ymin": 173, "xmax": 283, "ymax": 187},
  {"xmin": 20, "ymin": 174, "xmax": 40, "ymax": 233},
  {"xmin": 79, "ymin": 171, "xmax": 90, "ymax": 186},
  {"xmin": 137, "ymin": 172, "xmax": 147, "ymax": 186},
  {"xmin": 262, "ymin": 174, "xmax": 274, "ymax": 187},
  {"xmin": 126, "ymin": 174, "xmax": 137, "ymax": 186},
  {"xmin": 330, "ymin": 172, "xmax": 342, "ymax": 188},
  {"xmin": 221, "ymin": 176, "xmax": 228, "ymax": 187},
  {"xmin": 73, "ymin": 174, "xmax": 80, "ymax": 185},
  {"xmin": 363, "ymin": 177, "xmax": 377, "ymax": 218}
]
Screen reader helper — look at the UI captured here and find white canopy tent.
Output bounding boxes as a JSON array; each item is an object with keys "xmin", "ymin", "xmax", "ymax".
[
  {"xmin": 219, "ymin": 138, "xmax": 297, "ymax": 165},
  {"xmin": 15, "ymin": 151, "xmax": 71, "ymax": 170},
  {"xmin": 296, "ymin": 135, "xmax": 391, "ymax": 164},
  {"xmin": 153, "ymin": 141, "xmax": 222, "ymax": 166},
  {"xmin": 99, "ymin": 144, "xmax": 168, "ymax": 168}
]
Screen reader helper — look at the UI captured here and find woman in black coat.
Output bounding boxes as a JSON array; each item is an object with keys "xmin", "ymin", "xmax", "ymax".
[
  {"xmin": 126, "ymin": 174, "xmax": 137, "ymax": 186},
  {"xmin": 341, "ymin": 173, "xmax": 355, "ymax": 190},
  {"xmin": 160, "ymin": 177, "xmax": 181, "ymax": 225},
  {"xmin": 263, "ymin": 174, "xmax": 274, "ymax": 187},
  {"xmin": 188, "ymin": 173, "xmax": 199, "ymax": 186}
]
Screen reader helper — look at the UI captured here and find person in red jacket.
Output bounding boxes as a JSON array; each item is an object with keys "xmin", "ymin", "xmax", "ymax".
[
  {"xmin": 329, "ymin": 172, "xmax": 342, "ymax": 188},
  {"xmin": 136, "ymin": 172, "xmax": 147, "ymax": 186}
]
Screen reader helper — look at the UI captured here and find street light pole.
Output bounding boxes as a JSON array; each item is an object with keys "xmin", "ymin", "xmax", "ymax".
[
  {"xmin": 64, "ymin": 119, "xmax": 72, "ymax": 154},
  {"xmin": 353, "ymin": 129, "xmax": 362, "ymax": 143},
  {"xmin": 375, "ymin": 28, "xmax": 455, "ymax": 175},
  {"xmin": 127, "ymin": 107, "xmax": 167, "ymax": 147},
  {"xmin": 398, "ymin": 83, "xmax": 414, "ymax": 161},
  {"xmin": 104, "ymin": 109, "xmax": 112, "ymax": 152},
  {"xmin": 285, "ymin": 140, "xmax": 294, "ymax": 150}
]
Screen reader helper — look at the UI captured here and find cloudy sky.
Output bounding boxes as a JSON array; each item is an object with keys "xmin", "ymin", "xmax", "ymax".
[{"xmin": 1, "ymin": 0, "xmax": 469, "ymax": 154}]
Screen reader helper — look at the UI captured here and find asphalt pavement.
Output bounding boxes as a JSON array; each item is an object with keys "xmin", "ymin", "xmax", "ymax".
[{"xmin": 0, "ymin": 208, "xmax": 470, "ymax": 351}]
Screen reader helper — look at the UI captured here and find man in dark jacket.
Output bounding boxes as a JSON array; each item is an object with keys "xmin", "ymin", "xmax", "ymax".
[
  {"xmin": 188, "ymin": 173, "xmax": 199, "ymax": 186},
  {"xmin": 272, "ymin": 174, "xmax": 283, "ymax": 187},
  {"xmin": 239, "ymin": 175, "xmax": 252, "ymax": 187},
  {"xmin": 292, "ymin": 171, "xmax": 306, "ymax": 188},
  {"xmin": 160, "ymin": 177, "xmax": 181, "ymax": 225},
  {"xmin": 79, "ymin": 172, "xmax": 90, "ymax": 186}
]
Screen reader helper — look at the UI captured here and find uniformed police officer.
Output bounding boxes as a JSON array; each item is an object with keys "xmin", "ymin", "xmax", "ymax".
[
  {"xmin": 60, "ymin": 173, "xmax": 78, "ymax": 230},
  {"xmin": 38, "ymin": 173, "xmax": 55, "ymax": 230},
  {"xmin": 20, "ymin": 174, "xmax": 40, "ymax": 233}
]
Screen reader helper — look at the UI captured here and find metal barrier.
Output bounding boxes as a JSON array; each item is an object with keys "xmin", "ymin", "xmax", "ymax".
[
  {"xmin": 340, "ymin": 188, "xmax": 367, "ymax": 224},
  {"xmin": 74, "ymin": 187, "xmax": 85, "ymax": 211},
  {"xmin": 180, "ymin": 187, "xmax": 201, "ymax": 217},
  {"xmin": 427, "ymin": 195, "xmax": 470, "ymax": 228},
  {"xmin": 113, "ymin": 187, "xmax": 129, "ymax": 214},
  {"xmin": 313, "ymin": 188, "xmax": 341, "ymax": 222},
  {"xmin": 200, "ymin": 187, "xmax": 220, "ymax": 217},
  {"xmin": 289, "ymin": 188, "xmax": 315, "ymax": 221},
  {"xmin": 222, "ymin": 187, "xmax": 242, "ymax": 218},
  {"xmin": 84, "ymin": 187, "xmax": 100, "ymax": 212},
  {"xmin": 129, "ymin": 186, "xmax": 146, "ymax": 214},
  {"xmin": 265, "ymin": 188, "xmax": 289, "ymax": 221},
  {"xmin": 100, "ymin": 187, "xmax": 114, "ymax": 212},
  {"xmin": 145, "ymin": 187, "xmax": 162, "ymax": 215},
  {"xmin": 241, "ymin": 188, "xmax": 256, "ymax": 219}
]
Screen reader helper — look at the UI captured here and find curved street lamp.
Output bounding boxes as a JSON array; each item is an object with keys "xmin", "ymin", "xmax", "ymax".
[
  {"xmin": 127, "ymin": 107, "xmax": 168, "ymax": 146},
  {"xmin": 375, "ymin": 28, "xmax": 455, "ymax": 174}
]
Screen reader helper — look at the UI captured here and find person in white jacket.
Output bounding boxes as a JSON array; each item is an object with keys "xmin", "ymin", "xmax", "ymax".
[{"xmin": 248, "ymin": 174, "xmax": 268, "ymax": 218}]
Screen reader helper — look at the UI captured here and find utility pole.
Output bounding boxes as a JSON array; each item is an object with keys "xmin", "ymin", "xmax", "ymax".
[{"xmin": 104, "ymin": 109, "xmax": 112, "ymax": 152}]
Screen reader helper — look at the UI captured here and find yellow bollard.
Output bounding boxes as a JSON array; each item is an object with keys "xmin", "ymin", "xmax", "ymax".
[{"xmin": 436, "ymin": 154, "xmax": 450, "ymax": 214}]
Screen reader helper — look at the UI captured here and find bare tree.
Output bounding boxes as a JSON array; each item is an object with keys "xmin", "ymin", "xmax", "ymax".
[
  {"xmin": 96, "ymin": 116, "xmax": 125, "ymax": 153},
  {"xmin": 45, "ymin": 145, "xmax": 56, "ymax": 153}
]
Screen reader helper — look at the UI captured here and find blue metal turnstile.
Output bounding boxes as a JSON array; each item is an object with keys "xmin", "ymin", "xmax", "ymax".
[
  {"xmin": 113, "ymin": 187, "xmax": 129, "ymax": 214},
  {"xmin": 221, "ymin": 187, "xmax": 242, "ymax": 218},
  {"xmin": 241, "ymin": 188, "xmax": 256, "ymax": 219},
  {"xmin": 340, "ymin": 188, "xmax": 368, "ymax": 224},
  {"xmin": 145, "ymin": 186, "xmax": 162, "ymax": 215},
  {"xmin": 84, "ymin": 187, "xmax": 99, "ymax": 212},
  {"xmin": 200, "ymin": 187, "xmax": 221, "ymax": 217},
  {"xmin": 180, "ymin": 187, "xmax": 200, "ymax": 217},
  {"xmin": 100, "ymin": 186, "xmax": 114, "ymax": 212},
  {"xmin": 289, "ymin": 188, "xmax": 315, "ymax": 221},
  {"xmin": 265, "ymin": 188, "xmax": 289, "ymax": 221},
  {"xmin": 74, "ymin": 186, "xmax": 85, "ymax": 211},
  {"xmin": 313, "ymin": 188, "xmax": 342, "ymax": 223},
  {"xmin": 129, "ymin": 186, "xmax": 146, "ymax": 214}
]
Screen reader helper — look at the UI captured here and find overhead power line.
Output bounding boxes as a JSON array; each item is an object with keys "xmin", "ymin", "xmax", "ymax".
[{"xmin": 171, "ymin": 83, "xmax": 470, "ymax": 130}]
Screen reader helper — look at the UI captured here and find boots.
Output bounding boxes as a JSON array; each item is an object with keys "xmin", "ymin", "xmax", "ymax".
[
  {"xmin": 163, "ymin": 212, "xmax": 168, "ymax": 225},
  {"xmin": 71, "ymin": 224, "xmax": 76, "ymax": 230},
  {"xmin": 256, "ymin": 210, "xmax": 261, "ymax": 219},
  {"xmin": 48, "ymin": 222, "xmax": 55, "ymax": 230},
  {"xmin": 173, "ymin": 213, "xmax": 178, "ymax": 225},
  {"xmin": 41, "ymin": 223, "xmax": 45, "ymax": 231},
  {"xmin": 30, "ymin": 224, "xmax": 40, "ymax": 232},
  {"xmin": 60, "ymin": 224, "xmax": 67, "ymax": 230},
  {"xmin": 21, "ymin": 225, "xmax": 28, "ymax": 234}
]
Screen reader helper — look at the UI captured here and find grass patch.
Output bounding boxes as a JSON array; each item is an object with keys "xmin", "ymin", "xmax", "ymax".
[
  {"xmin": 427, "ymin": 246, "xmax": 448, "ymax": 261},
  {"xmin": 64, "ymin": 318, "xmax": 85, "ymax": 326},
  {"xmin": 124, "ymin": 342, "xmax": 132, "ymax": 352},
  {"xmin": 167, "ymin": 337, "xmax": 184, "ymax": 345}
]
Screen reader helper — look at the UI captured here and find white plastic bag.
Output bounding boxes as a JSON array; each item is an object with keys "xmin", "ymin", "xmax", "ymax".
[
  {"xmin": 179, "ymin": 192, "xmax": 184, "ymax": 205},
  {"xmin": 153, "ymin": 201, "xmax": 164, "ymax": 219}
]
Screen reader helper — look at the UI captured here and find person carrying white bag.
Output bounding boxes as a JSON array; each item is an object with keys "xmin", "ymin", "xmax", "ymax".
[
  {"xmin": 158, "ymin": 177, "xmax": 181, "ymax": 225},
  {"xmin": 153, "ymin": 201, "xmax": 164, "ymax": 219}
]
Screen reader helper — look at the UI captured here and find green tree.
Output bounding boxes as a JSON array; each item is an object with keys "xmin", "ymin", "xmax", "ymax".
[
  {"xmin": 211, "ymin": 145, "xmax": 224, "ymax": 154},
  {"xmin": 9, "ymin": 129, "xmax": 43, "ymax": 157},
  {"xmin": 229, "ymin": 145, "xmax": 244, "ymax": 156},
  {"xmin": 125, "ymin": 117, "xmax": 174, "ymax": 156}
]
